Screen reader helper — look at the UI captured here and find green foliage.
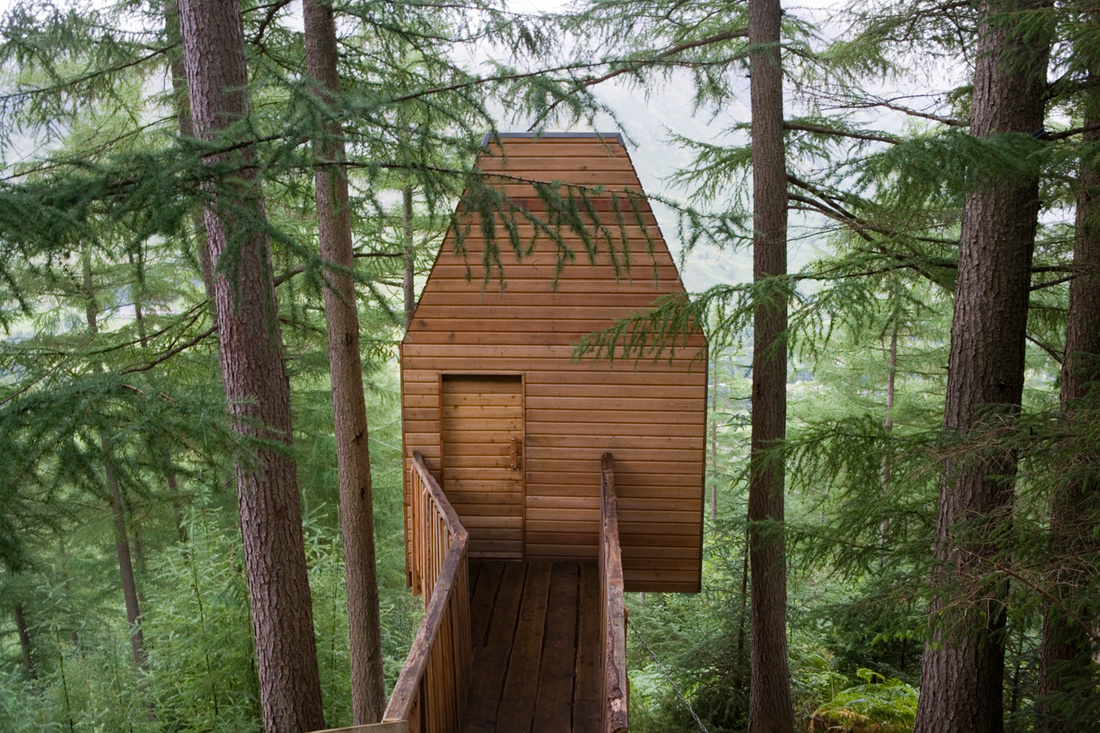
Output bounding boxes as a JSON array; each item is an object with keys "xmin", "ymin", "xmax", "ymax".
[
  {"xmin": 811, "ymin": 670, "xmax": 919, "ymax": 732},
  {"xmin": 2, "ymin": 0, "xmax": 1100, "ymax": 729},
  {"xmin": 143, "ymin": 507, "xmax": 261, "ymax": 732}
]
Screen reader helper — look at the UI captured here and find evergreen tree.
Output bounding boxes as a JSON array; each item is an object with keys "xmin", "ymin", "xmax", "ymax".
[
  {"xmin": 912, "ymin": 0, "xmax": 1052, "ymax": 729},
  {"xmin": 746, "ymin": 0, "xmax": 795, "ymax": 730},
  {"xmin": 176, "ymin": 0, "xmax": 327, "ymax": 727},
  {"xmin": 302, "ymin": 0, "xmax": 386, "ymax": 721},
  {"xmin": 1038, "ymin": 57, "xmax": 1100, "ymax": 733}
]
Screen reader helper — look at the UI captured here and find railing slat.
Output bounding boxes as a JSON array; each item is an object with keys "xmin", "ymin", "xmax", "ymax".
[
  {"xmin": 382, "ymin": 452, "xmax": 471, "ymax": 733},
  {"xmin": 601, "ymin": 453, "xmax": 629, "ymax": 733}
]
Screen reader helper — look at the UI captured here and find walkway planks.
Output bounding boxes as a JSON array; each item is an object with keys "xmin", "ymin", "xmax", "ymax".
[{"xmin": 460, "ymin": 560, "xmax": 602, "ymax": 733}]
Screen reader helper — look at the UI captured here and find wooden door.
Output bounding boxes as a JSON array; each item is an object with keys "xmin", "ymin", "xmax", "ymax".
[{"xmin": 441, "ymin": 374, "xmax": 524, "ymax": 559}]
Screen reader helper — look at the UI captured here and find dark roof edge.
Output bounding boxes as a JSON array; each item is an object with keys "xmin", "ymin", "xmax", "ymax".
[{"xmin": 480, "ymin": 131, "xmax": 625, "ymax": 148}]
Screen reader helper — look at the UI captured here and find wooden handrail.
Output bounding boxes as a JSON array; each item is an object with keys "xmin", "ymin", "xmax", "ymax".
[
  {"xmin": 600, "ymin": 453, "xmax": 629, "ymax": 733},
  {"xmin": 382, "ymin": 452, "xmax": 471, "ymax": 733},
  {"xmin": 310, "ymin": 723, "xmax": 409, "ymax": 732}
]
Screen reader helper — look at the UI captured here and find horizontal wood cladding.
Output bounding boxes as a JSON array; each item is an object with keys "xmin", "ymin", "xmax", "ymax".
[
  {"xmin": 420, "ymin": 278, "xmax": 673, "ymax": 295},
  {"xmin": 441, "ymin": 375, "xmax": 524, "ymax": 560},
  {"xmin": 401, "ymin": 135, "xmax": 706, "ymax": 592}
]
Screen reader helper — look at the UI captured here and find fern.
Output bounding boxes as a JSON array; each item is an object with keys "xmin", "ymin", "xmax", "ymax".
[{"xmin": 812, "ymin": 670, "xmax": 918, "ymax": 732}]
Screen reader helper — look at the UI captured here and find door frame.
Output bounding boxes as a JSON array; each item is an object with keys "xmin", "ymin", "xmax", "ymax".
[{"xmin": 438, "ymin": 371, "xmax": 526, "ymax": 559}]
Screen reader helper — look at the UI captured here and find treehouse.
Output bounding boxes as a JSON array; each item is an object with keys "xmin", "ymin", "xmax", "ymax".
[{"xmin": 330, "ymin": 133, "xmax": 707, "ymax": 733}]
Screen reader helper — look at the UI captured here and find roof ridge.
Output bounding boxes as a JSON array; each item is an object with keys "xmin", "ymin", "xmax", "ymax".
[{"xmin": 480, "ymin": 131, "xmax": 625, "ymax": 147}]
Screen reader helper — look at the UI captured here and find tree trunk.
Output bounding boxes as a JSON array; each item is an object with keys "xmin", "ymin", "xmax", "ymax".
[
  {"xmin": 710, "ymin": 354, "xmax": 719, "ymax": 521},
  {"xmin": 165, "ymin": 0, "xmax": 214, "ymax": 302},
  {"xmin": 84, "ymin": 251, "xmax": 148, "ymax": 671},
  {"xmin": 165, "ymin": 0, "xmax": 206, "ymax": 547},
  {"xmin": 176, "ymin": 0, "xmax": 327, "ymax": 729},
  {"xmin": 880, "ymin": 319, "xmax": 897, "ymax": 564},
  {"xmin": 1038, "ymin": 113, "xmax": 1100, "ymax": 729},
  {"xmin": 747, "ymin": 0, "xmax": 793, "ymax": 730},
  {"xmin": 303, "ymin": 0, "xmax": 387, "ymax": 722},
  {"xmin": 733, "ymin": 529, "xmax": 751, "ymax": 719},
  {"xmin": 403, "ymin": 186, "xmax": 416, "ymax": 329},
  {"xmin": 13, "ymin": 602, "xmax": 36, "ymax": 679},
  {"xmin": 57, "ymin": 538, "xmax": 79, "ymax": 648},
  {"xmin": 108, "ymin": 461, "xmax": 148, "ymax": 669},
  {"xmin": 129, "ymin": 250, "xmax": 148, "ymax": 347},
  {"xmin": 912, "ymin": 2, "xmax": 1050, "ymax": 730},
  {"xmin": 129, "ymin": 248, "xmax": 188, "ymax": 543}
]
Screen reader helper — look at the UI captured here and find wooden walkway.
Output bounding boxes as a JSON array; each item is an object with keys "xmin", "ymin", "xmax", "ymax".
[{"xmin": 460, "ymin": 560, "xmax": 602, "ymax": 733}]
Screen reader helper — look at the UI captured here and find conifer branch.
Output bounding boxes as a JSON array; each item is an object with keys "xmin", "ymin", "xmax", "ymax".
[
  {"xmin": 1029, "ymin": 274, "xmax": 1074, "ymax": 291},
  {"xmin": 1026, "ymin": 335, "xmax": 1061, "ymax": 364},
  {"xmin": 829, "ymin": 96, "xmax": 967, "ymax": 127},
  {"xmin": 84, "ymin": 305, "xmax": 208, "ymax": 357},
  {"xmin": 539, "ymin": 26, "xmax": 749, "ymax": 116},
  {"xmin": 784, "ymin": 121, "xmax": 901, "ymax": 145},
  {"xmin": 251, "ymin": 0, "xmax": 293, "ymax": 51},
  {"xmin": 0, "ymin": 46, "xmax": 173, "ymax": 107},
  {"xmin": 1043, "ymin": 124, "xmax": 1100, "ymax": 141},
  {"xmin": 120, "ymin": 326, "xmax": 217, "ymax": 374},
  {"xmin": 956, "ymin": 547, "xmax": 1100, "ymax": 646},
  {"xmin": 0, "ymin": 348, "xmax": 86, "ymax": 407},
  {"xmin": 272, "ymin": 251, "xmax": 415, "ymax": 287},
  {"xmin": 789, "ymin": 192, "xmax": 873, "ymax": 243}
]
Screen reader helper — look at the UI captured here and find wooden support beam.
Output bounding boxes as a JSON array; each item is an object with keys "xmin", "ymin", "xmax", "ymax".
[{"xmin": 601, "ymin": 453, "xmax": 629, "ymax": 733}]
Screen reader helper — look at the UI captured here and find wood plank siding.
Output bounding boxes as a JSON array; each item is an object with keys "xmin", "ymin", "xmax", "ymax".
[{"xmin": 400, "ymin": 133, "xmax": 707, "ymax": 592}]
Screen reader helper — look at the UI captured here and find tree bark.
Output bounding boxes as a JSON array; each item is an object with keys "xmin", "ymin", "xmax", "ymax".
[
  {"xmin": 880, "ymin": 319, "xmax": 897, "ymax": 564},
  {"xmin": 747, "ymin": 0, "xmax": 794, "ymax": 730},
  {"xmin": 176, "ymin": 0, "xmax": 327, "ymax": 729},
  {"xmin": 166, "ymin": 0, "xmax": 208, "ymax": 547},
  {"xmin": 710, "ymin": 352, "xmax": 719, "ymax": 521},
  {"xmin": 13, "ymin": 601, "xmax": 36, "ymax": 679},
  {"xmin": 912, "ymin": 2, "xmax": 1050, "ymax": 730},
  {"xmin": 303, "ymin": 0, "xmax": 387, "ymax": 722},
  {"xmin": 108, "ymin": 457, "xmax": 149, "ymax": 670},
  {"xmin": 1038, "ymin": 113, "xmax": 1100, "ymax": 729},
  {"xmin": 56, "ymin": 538, "xmax": 79, "ymax": 648},
  {"xmin": 166, "ymin": 0, "xmax": 215, "ymax": 302},
  {"xmin": 403, "ymin": 186, "xmax": 416, "ymax": 329}
]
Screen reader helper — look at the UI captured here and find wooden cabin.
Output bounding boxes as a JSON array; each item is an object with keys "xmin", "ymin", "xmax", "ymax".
[
  {"xmin": 400, "ymin": 132, "xmax": 708, "ymax": 593},
  {"xmin": 316, "ymin": 134, "xmax": 708, "ymax": 733}
]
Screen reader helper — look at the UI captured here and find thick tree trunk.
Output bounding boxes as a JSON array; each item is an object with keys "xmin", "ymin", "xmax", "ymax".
[
  {"xmin": 13, "ymin": 601, "xmax": 36, "ymax": 679},
  {"xmin": 177, "ymin": 0, "xmax": 326, "ymax": 729},
  {"xmin": 747, "ymin": 0, "xmax": 793, "ymax": 730},
  {"xmin": 303, "ymin": 0, "xmax": 387, "ymax": 722},
  {"xmin": 912, "ymin": 2, "xmax": 1050, "ymax": 730},
  {"xmin": 1038, "ymin": 116, "xmax": 1100, "ymax": 729}
]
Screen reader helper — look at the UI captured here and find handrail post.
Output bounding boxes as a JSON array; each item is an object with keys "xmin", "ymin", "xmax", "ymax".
[{"xmin": 601, "ymin": 453, "xmax": 629, "ymax": 733}]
